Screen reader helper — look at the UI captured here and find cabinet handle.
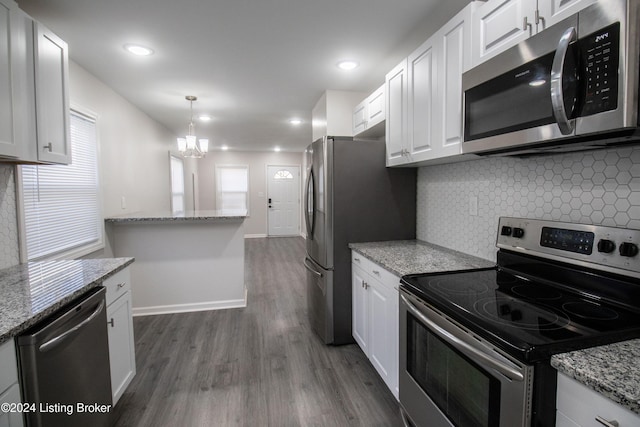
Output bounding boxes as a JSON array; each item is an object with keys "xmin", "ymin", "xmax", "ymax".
[
  {"xmin": 43, "ymin": 142, "xmax": 53, "ymax": 152},
  {"xmin": 535, "ymin": 9, "xmax": 545, "ymax": 27},
  {"xmin": 108, "ymin": 318, "xmax": 115, "ymax": 327},
  {"xmin": 595, "ymin": 416, "xmax": 619, "ymax": 427},
  {"xmin": 372, "ymin": 270, "xmax": 380, "ymax": 276},
  {"xmin": 117, "ymin": 283, "xmax": 126, "ymax": 289},
  {"xmin": 354, "ymin": 257, "xmax": 360, "ymax": 262},
  {"xmin": 523, "ymin": 16, "xmax": 532, "ymax": 32}
]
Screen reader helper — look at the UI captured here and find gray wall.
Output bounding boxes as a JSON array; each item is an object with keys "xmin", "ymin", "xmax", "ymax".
[{"xmin": 417, "ymin": 145, "xmax": 640, "ymax": 262}]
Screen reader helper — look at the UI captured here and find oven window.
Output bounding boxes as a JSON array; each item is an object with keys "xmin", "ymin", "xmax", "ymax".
[{"xmin": 407, "ymin": 313, "xmax": 501, "ymax": 427}]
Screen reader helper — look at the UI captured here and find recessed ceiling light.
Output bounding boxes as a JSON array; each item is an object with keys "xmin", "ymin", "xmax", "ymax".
[
  {"xmin": 199, "ymin": 115, "xmax": 212, "ymax": 122},
  {"xmin": 123, "ymin": 44, "xmax": 154, "ymax": 56},
  {"xmin": 274, "ymin": 147, "xmax": 281, "ymax": 152},
  {"xmin": 289, "ymin": 118, "xmax": 302, "ymax": 125},
  {"xmin": 221, "ymin": 145, "xmax": 229, "ymax": 151},
  {"xmin": 337, "ymin": 60, "xmax": 359, "ymax": 71}
]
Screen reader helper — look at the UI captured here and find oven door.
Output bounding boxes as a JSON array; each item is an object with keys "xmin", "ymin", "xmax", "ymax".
[{"xmin": 399, "ymin": 290, "xmax": 533, "ymax": 427}]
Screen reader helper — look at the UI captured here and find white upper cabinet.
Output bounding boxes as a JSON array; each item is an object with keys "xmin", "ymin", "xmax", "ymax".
[
  {"xmin": 0, "ymin": 0, "xmax": 21, "ymax": 159},
  {"xmin": 385, "ymin": 59, "xmax": 408, "ymax": 165},
  {"xmin": 33, "ymin": 22, "xmax": 70, "ymax": 164},
  {"xmin": 353, "ymin": 84, "xmax": 386, "ymax": 138},
  {"xmin": 385, "ymin": 3, "xmax": 474, "ymax": 167},
  {"xmin": 0, "ymin": 4, "xmax": 70, "ymax": 165},
  {"xmin": 471, "ymin": 0, "xmax": 597, "ymax": 67}
]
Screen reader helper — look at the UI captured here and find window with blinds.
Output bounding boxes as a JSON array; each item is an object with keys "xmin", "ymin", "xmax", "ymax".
[
  {"xmin": 20, "ymin": 110, "xmax": 102, "ymax": 261},
  {"xmin": 215, "ymin": 165, "xmax": 249, "ymax": 212}
]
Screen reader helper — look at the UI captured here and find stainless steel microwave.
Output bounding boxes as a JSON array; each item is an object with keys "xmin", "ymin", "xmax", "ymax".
[{"xmin": 462, "ymin": 0, "xmax": 640, "ymax": 156}]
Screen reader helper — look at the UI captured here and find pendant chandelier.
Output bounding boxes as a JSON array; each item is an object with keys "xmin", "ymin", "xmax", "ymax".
[{"xmin": 177, "ymin": 95, "xmax": 209, "ymax": 158}]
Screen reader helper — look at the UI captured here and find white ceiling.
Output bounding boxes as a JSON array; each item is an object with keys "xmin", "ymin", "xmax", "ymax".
[{"xmin": 17, "ymin": 0, "xmax": 468, "ymax": 152}]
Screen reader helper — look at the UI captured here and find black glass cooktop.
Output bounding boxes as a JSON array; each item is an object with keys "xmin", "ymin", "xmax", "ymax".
[{"xmin": 401, "ymin": 267, "xmax": 640, "ymax": 362}]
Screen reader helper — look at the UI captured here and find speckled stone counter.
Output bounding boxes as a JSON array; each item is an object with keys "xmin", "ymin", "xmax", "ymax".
[
  {"xmin": 551, "ymin": 339, "xmax": 640, "ymax": 415},
  {"xmin": 105, "ymin": 209, "xmax": 247, "ymax": 222},
  {"xmin": 348, "ymin": 240, "xmax": 494, "ymax": 277},
  {"xmin": 0, "ymin": 257, "xmax": 134, "ymax": 344}
]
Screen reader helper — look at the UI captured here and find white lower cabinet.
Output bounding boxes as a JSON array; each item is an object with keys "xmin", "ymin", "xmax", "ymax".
[
  {"xmin": 556, "ymin": 371, "xmax": 640, "ymax": 427},
  {"xmin": 352, "ymin": 252, "xmax": 399, "ymax": 400},
  {"xmin": 0, "ymin": 341, "xmax": 23, "ymax": 427},
  {"xmin": 104, "ymin": 268, "xmax": 136, "ymax": 405}
]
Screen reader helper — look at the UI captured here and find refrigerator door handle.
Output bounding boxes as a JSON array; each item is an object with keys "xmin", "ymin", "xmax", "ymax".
[
  {"xmin": 304, "ymin": 257, "xmax": 323, "ymax": 278},
  {"xmin": 304, "ymin": 168, "xmax": 315, "ymax": 238},
  {"xmin": 39, "ymin": 299, "xmax": 106, "ymax": 353}
]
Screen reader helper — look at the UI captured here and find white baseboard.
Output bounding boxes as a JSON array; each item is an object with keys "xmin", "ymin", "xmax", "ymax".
[
  {"xmin": 133, "ymin": 289, "xmax": 247, "ymax": 316},
  {"xmin": 244, "ymin": 233, "xmax": 268, "ymax": 238}
]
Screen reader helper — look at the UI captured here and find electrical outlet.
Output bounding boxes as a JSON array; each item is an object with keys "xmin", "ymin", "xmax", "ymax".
[{"xmin": 469, "ymin": 196, "xmax": 478, "ymax": 216}]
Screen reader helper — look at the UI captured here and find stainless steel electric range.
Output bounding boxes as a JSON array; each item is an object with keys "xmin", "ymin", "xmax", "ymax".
[{"xmin": 399, "ymin": 217, "xmax": 640, "ymax": 427}]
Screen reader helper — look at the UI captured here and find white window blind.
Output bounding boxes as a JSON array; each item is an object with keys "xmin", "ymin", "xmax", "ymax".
[
  {"xmin": 21, "ymin": 110, "xmax": 101, "ymax": 261},
  {"xmin": 170, "ymin": 155, "xmax": 185, "ymax": 213},
  {"xmin": 215, "ymin": 165, "xmax": 249, "ymax": 212}
]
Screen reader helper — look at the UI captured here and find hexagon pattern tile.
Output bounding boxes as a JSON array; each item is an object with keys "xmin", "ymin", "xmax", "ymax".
[
  {"xmin": 417, "ymin": 146, "xmax": 640, "ymax": 262},
  {"xmin": 0, "ymin": 164, "xmax": 19, "ymax": 269}
]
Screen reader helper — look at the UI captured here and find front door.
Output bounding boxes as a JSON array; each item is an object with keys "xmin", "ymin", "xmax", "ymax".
[{"xmin": 267, "ymin": 165, "xmax": 300, "ymax": 236}]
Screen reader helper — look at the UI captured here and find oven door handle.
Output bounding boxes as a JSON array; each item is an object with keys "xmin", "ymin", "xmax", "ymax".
[{"xmin": 401, "ymin": 294, "xmax": 524, "ymax": 382}]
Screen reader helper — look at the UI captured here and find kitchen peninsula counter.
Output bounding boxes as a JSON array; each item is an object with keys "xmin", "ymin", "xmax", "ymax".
[
  {"xmin": 105, "ymin": 210, "xmax": 248, "ymax": 316},
  {"xmin": 0, "ymin": 258, "xmax": 134, "ymax": 344},
  {"xmin": 349, "ymin": 240, "xmax": 494, "ymax": 277}
]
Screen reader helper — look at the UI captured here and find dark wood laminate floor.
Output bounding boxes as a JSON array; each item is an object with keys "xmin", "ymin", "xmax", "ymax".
[{"xmin": 112, "ymin": 237, "xmax": 401, "ymax": 427}]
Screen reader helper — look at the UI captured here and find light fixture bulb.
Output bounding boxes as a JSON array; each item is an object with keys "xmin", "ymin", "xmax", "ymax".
[
  {"xmin": 124, "ymin": 44, "xmax": 154, "ymax": 56},
  {"xmin": 199, "ymin": 115, "xmax": 212, "ymax": 122},
  {"xmin": 177, "ymin": 138, "xmax": 187, "ymax": 152},
  {"xmin": 337, "ymin": 60, "xmax": 359, "ymax": 71},
  {"xmin": 186, "ymin": 135, "xmax": 197, "ymax": 149},
  {"xmin": 199, "ymin": 139, "xmax": 209, "ymax": 153},
  {"xmin": 289, "ymin": 119, "xmax": 302, "ymax": 125}
]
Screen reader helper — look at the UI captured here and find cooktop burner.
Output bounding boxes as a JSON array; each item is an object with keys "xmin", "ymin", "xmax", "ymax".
[{"xmin": 401, "ymin": 266, "xmax": 640, "ymax": 362}]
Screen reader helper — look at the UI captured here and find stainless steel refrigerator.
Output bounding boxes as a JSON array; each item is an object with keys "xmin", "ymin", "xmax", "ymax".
[{"xmin": 303, "ymin": 136, "xmax": 416, "ymax": 345}]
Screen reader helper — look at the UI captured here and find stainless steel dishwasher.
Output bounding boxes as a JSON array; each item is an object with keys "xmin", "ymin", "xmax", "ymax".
[{"xmin": 17, "ymin": 286, "xmax": 112, "ymax": 427}]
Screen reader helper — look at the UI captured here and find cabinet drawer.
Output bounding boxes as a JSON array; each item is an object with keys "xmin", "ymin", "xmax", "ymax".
[
  {"xmin": 0, "ymin": 341, "xmax": 18, "ymax": 395},
  {"xmin": 351, "ymin": 252, "xmax": 400, "ymax": 290},
  {"xmin": 104, "ymin": 268, "xmax": 131, "ymax": 307},
  {"xmin": 556, "ymin": 372, "xmax": 640, "ymax": 427}
]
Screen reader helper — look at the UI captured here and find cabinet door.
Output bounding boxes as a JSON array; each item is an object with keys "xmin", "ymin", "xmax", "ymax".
[
  {"xmin": 353, "ymin": 100, "xmax": 367, "ymax": 135},
  {"xmin": 432, "ymin": 5, "xmax": 472, "ymax": 160},
  {"xmin": 352, "ymin": 264, "xmax": 369, "ymax": 354},
  {"xmin": 0, "ymin": 0, "xmax": 18, "ymax": 158},
  {"xmin": 366, "ymin": 85, "xmax": 385, "ymax": 128},
  {"xmin": 107, "ymin": 292, "xmax": 136, "ymax": 405},
  {"xmin": 0, "ymin": 384, "xmax": 23, "ymax": 427},
  {"xmin": 537, "ymin": 0, "xmax": 597, "ymax": 30},
  {"xmin": 33, "ymin": 22, "xmax": 70, "ymax": 164},
  {"xmin": 367, "ymin": 275, "xmax": 397, "ymax": 398},
  {"xmin": 407, "ymin": 36, "xmax": 436, "ymax": 162},
  {"xmin": 385, "ymin": 59, "xmax": 408, "ymax": 166},
  {"xmin": 471, "ymin": 0, "xmax": 537, "ymax": 67}
]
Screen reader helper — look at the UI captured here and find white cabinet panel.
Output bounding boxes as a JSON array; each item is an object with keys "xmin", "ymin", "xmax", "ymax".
[
  {"xmin": 538, "ymin": 0, "xmax": 597, "ymax": 30},
  {"xmin": 0, "ymin": 0, "xmax": 19, "ymax": 159},
  {"xmin": 107, "ymin": 291, "xmax": 136, "ymax": 405},
  {"xmin": 0, "ymin": 384, "xmax": 23, "ymax": 427},
  {"xmin": 556, "ymin": 372, "xmax": 640, "ymax": 427},
  {"xmin": 352, "ymin": 101, "xmax": 367, "ymax": 136},
  {"xmin": 472, "ymin": 0, "xmax": 536, "ymax": 66},
  {"xmin": 407, "ymin": 36, "xmax": 436, "ymax": 159},
  {"xmin": 0, "ymin": 340, "xmax": 23, "ymax": 427},
  {"xmin": 385, "ymin": 59, "xmax": 408, "ymax": 166},
  {"xmin": 366, "ymin": 86, "xmax": 385, "ymax": 128},
  {"xmin": 351, "ymin": 251, "xmax": 399, "ymax": 400},
  {"xmin": 33, "ymin": 22, "xmax": 70, "ymax": 164}
]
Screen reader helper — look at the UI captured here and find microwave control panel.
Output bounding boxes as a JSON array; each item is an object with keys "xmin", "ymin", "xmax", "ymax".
[{"xmin": 579, "ymin": 22, "xmax": 620, "ymax": 116}]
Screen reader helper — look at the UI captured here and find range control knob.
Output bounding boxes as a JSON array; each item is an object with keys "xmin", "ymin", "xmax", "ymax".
[
  {"xmin": 501, "ymin": 226, "xmax": 512, "ymax": 236},
  {"xmin": 597, "ymin": 239, "xmax": 616, "ymax": 254},
  {"xmin": 512, "ymin": 228, "xmax": 525, "ymax": 238},
  {"xmin": 619, "ymin": 242, "xmax": 639, "ymax": 258}
]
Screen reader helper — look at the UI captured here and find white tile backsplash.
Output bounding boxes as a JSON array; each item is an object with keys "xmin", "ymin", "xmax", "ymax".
[
  {"xmin": 0, "ymin": 164, "xmax": 19, "ymax": 268},
  {"xmin": 417, "ymin": 146, "xmax": 640, "ymax": 262}
]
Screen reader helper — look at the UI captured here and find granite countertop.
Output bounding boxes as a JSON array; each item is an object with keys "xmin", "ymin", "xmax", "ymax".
[
  {"xmin": 105, "ymin": 209, "xmax": 248, "ymax": 222},
  {"xmin": 348, "ymin": 240, "xmax": 494, "ymax": 277},
  {"xmin": 551, "ymin": 339, "xmax": 640, "ymax": 415},
  {"xmin": 0, "ymin": 257, "xmax": 134, "ymax": 344}
]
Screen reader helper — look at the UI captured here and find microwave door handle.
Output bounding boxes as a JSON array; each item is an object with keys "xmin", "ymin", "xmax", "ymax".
[
  {"xmin": 551, "ymin": 26, "xmax": 577, "ymax": 135},
  {"xmin": 401, "ymin": 294, "xmax": 524, "ymax": 382}
]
